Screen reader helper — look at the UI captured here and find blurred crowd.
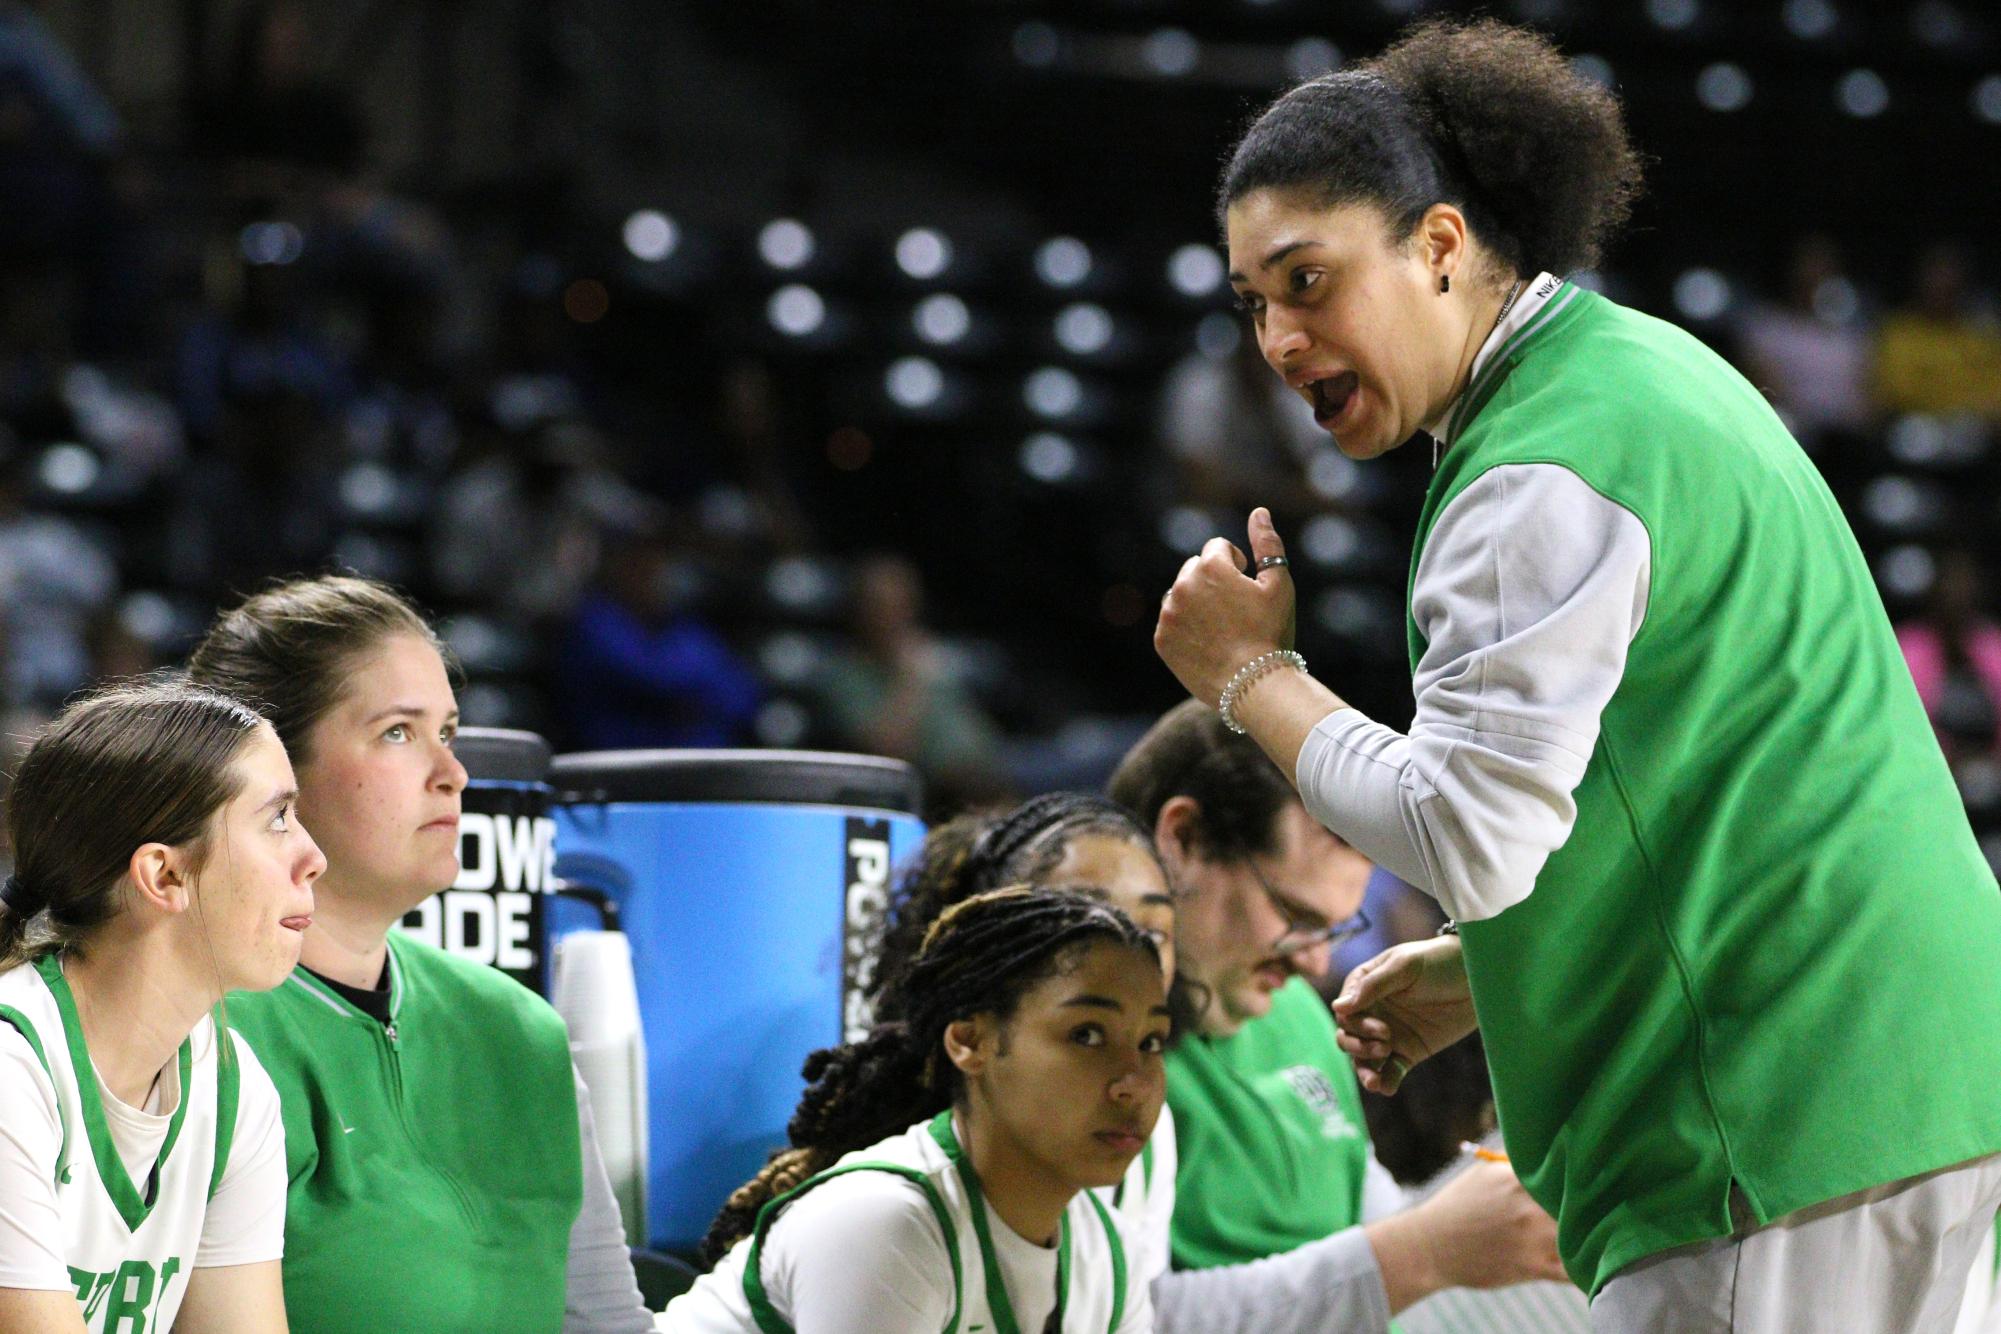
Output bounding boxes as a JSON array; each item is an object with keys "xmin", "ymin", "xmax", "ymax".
[{"xmin": 2, "ymin": 0, "xmax": 1999, "ymax": 872}]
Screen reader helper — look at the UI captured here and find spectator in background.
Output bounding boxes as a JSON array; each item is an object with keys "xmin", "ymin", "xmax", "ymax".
[
  {"xmin": 815, "ymin": 555, "xmax": 1005, "ymax": 808},
  {"xmin": 197, "ymin": 0, "xmax": 366, "ymax": 177},
  {"xmin": 166, "ymin": 385, "xmax": 340, "ymax": 598},
  {"xmin": 174, "ymin": 227, "xmax": 350, "ymax": 444},
  {"xmin": 1898, "ymin": 548, "xmax": 2001, "ymax": 765},
  {"xmin": 0, "ymin": 0, "xmax": 120, "ymax": 265},
  {"xmin": 1873, "ymin": 242, "xmax": 2001, "ymax": 420},
  {"xmin": 0, "ymin": 433, "xmax": 116, "ymax": 706},
  {"xmin": 558, "ymin": 519, "xmax": 762, "ymax": 749},
  {"xmin": 1735, "ymin": 234, "xmax": 1873, "ymax": 443},
  {"xmin": 1157, "ymin": 325, "xmax": 1328, "ymax": 518},
  {"xmin": 430, "ymin": 417, "xmax": 639, "ymax": 629}
]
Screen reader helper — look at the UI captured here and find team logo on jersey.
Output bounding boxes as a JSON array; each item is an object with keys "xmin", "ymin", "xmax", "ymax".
[
  {"xmin": 70, "ymin": 1257, "xmax": 180, "ymax": 1332},
  {"xmin": 1278, "ymin": 1065, "xmax": 1361, "ymax": 1141}
]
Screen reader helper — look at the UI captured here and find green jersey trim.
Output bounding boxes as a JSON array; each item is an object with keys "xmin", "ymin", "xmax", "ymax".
[
  {"xmin": 0, "ymin": 1001, "xmax": 69, "ymax": 1184},
  {"xmin": 36, "ymin": 956, "xmax": 194, "ymax": 1232},
  {"xmin": 741, "ymin": 1159, "xmax": 965, "ymax": 1334},
  {"xmin": 1110, "ymin": 1137, "xmax": 1154, "ymax": 1209},
  {"xmin": 1082, "ymin": 1189, "xmax": 1127, "ymax": 1334},
  {"xmin": 208, "ymin": 1012, "xmax": 240, "ymax": 1201},
  {"xmin": 929, "ymin": 1109, "xmax": 1127, "ymax": 1334},
  {"xmin": 930, "ymin": 1110, "xmax": 1069, "ymax": 1334},
  {"xmin": 383, "ymin": 934, "xmax": 411, "ymax": 1019}
]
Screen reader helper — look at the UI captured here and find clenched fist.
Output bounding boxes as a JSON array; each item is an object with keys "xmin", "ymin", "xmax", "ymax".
[{"xmin": 1154, "ymin": 507, "xmax": 1298, "ymax": 707}]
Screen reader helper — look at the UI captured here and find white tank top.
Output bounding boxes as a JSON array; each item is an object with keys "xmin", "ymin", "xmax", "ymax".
[
  {"xmin": 666, "ymin": 1110, "xmax": 1136, "ymax": 1333},
  {"xmin": 0, "ymin": 956, "xmax": 243, "ymax": 1330}
]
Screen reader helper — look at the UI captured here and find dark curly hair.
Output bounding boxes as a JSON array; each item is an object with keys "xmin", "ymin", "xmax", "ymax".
[
  {"xmin": 865, "ymin": 792, "xmax": 1160, "ymax": 1017},
  {"xmin": 699, "ymin": 887, "xmax": 1160, "ymax": 1265},
  {"xmin": 1219, "ymin": 18, "xmax": 1643, "ymax": 279}
]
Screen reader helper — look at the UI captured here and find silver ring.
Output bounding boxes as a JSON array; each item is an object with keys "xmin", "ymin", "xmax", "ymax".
[{"xmin": 1257, "ymin": 555, "xmax": 1290, "ymax": 571}]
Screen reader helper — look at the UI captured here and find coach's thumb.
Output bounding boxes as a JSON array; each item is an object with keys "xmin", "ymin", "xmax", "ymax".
[{"xmin": 1249, "ymin": 508, "xmax": 1288, "ymax": 583}]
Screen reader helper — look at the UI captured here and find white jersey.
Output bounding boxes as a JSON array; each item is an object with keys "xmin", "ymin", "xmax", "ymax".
[
  {"xmin": 665, "ymin": 1110, "xmax": 1147, "ymax": 1334},
  {"xmin": 0, "ymin": 955, "xmax": 286, "ymax": 1330},
  {"xmin": 1096, "ymin": 1103, "xmax": 1175, "ymax": 1285}
]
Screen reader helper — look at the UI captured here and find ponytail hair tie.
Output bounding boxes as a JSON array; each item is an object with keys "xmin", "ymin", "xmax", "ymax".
[{"xmin": 0, "ymin": 874, "xmax": 31, "ymax": 915}]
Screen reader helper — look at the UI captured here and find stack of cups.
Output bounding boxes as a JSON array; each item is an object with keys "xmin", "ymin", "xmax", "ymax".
[{"xmin": 553, "ymin": 929, "xmax": 650, "ymax": 1248}]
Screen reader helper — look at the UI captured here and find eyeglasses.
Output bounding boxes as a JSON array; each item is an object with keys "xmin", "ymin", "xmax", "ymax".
[{"xmin": 1246, "ymin": 857, "xmax": 1371, "ymax": 958}]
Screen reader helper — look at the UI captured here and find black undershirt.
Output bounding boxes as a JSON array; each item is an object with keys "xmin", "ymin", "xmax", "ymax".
[{"xmin": 300, "ymin": 961, "xmax": 391, "ymax": 1024}]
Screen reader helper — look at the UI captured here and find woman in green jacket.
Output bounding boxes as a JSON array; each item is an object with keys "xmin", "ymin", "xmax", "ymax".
[
  {"xmin": 188, "ymin": 576, "xmax": 652, "ymax": 1333},
  {"xmin": 1153, "ymin": 17, "xmax": 2001, "ymax": 1331}
]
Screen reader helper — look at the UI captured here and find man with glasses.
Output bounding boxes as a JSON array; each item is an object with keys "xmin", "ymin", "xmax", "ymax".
[{"xmin": 1109, "ymin": 700, "xmax": 1569, "ymax": 1330}]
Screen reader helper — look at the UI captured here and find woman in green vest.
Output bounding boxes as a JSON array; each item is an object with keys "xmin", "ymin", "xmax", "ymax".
[
  {"xmin": 186, "ymin": 576, "xmax": 652, "ymax": 1332},
  {"xmin": 667, "ymin": 887, "xmax": 1166, "ymax": 1333},
  {"xmin": 1152, "ymin": 16, "xmax": 2001, "ymax": 1331}
]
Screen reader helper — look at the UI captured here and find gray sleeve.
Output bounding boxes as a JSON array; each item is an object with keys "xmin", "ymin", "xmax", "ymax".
[
  {"xmin": 564, "ymin": 1065, "xmax": 654, "ymax": 1333},
  {"xmin": 1294, "ymin": 463, "xmax": 1652, "ymax": 923},
  {"xmin": 1150, "ymin": 1227, "xmax": 1391, "ymax": 1334}
]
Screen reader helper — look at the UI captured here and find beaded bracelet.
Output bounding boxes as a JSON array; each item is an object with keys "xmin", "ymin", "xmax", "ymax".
[{"xmin": 1216, "ymin": 649, "xmax": 1307, "ymax": 734}]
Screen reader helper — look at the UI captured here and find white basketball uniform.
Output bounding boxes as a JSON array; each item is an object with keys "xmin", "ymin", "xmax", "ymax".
[
  {"xmin": 0, "ymin": 955, "xmax": 284, "ymax": 1331},
  {"xmin": 666, "ymin": 1109, "xmax": 1146, "ymax": 1333},
  {"xmin": 1096, "ymin": 1103, "xmax": 1175, "ymax": 1286}
]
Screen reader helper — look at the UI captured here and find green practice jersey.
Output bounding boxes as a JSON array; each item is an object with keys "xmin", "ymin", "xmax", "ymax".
[
  {"xmin": 226, "ymin": 933, "xmax": 583, "ymax": 1332},
  {"xmin": 1412, "ymin": 282, "xmax": 2001, "ymax": 1294},
  {"xmin": 1165, "ymin": 978, "xmax": 1370, "ymax": 1271}
]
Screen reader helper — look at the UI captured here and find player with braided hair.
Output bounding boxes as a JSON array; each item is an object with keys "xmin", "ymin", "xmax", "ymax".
[
  {"xmin": 869, "ymin": 792, "xmax": 1174, "ymax": 1016},
  {"xmin": 857, "ymin": 793, "xmax": 1183, "ymax": 1286},
  {"xmin": 665, "ymin": 887, "xmax": 1167, "ymax": 1334}
]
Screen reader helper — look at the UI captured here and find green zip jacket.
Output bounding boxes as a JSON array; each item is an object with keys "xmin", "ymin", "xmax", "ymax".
[{"xmin": 226, "ymin": 933, "xmax": 583, "ymax": 1331}]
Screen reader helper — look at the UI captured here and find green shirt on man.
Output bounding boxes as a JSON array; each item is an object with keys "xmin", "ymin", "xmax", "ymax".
[{"xmin": 1166, "ymin": 977, "xmax": 1371, "ymax": 1271}]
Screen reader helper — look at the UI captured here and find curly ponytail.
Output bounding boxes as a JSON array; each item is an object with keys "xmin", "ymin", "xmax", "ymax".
[
  {"xmin": 699, "ymin": 887, "xmax": 1159, "ymax": 1265},
  {"xmin": 1220, "ymin": 18, "xmax": 1642, "ymax": 278}
]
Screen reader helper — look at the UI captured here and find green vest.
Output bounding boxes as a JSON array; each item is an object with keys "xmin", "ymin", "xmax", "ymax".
[
  {"xmin": 226, "ymin": 934, "xmax": 583, "ymax": 1332},
  {"xmin": 1409, "ymin": 283, "xmax": 2001, "ymax": 1295},
  {"xmin": 1165, "ymin": 979, "xmax": 1370, "ymax": 1270}
]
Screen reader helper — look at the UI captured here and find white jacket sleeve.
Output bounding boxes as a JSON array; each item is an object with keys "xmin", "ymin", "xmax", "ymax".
[
  {"xmin": 1152, "ymin": 1226, "xmax": 1390, "ymax": 1334},
  {"xmin": 565, "ymin": 1064, "xmax": 654, "ymax": 1332},
  {"xmin": 1296, "ymin": 463, "xmax": 1651, "ymax": 922}
]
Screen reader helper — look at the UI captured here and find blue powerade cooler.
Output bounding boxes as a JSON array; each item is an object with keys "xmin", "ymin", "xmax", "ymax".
[{"xmin": 547, "ymin": 749, "xmax": 925, "ymax": 1254}]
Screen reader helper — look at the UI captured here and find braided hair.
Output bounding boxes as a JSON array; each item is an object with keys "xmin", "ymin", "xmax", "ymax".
[
  {"xmin": 700, "ymin": 886, "xmax": 1159, "ymax": 1265},
  {"xmin": 867, "ymin": 792, "xmax": 1159, "ymax": 1018}
]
